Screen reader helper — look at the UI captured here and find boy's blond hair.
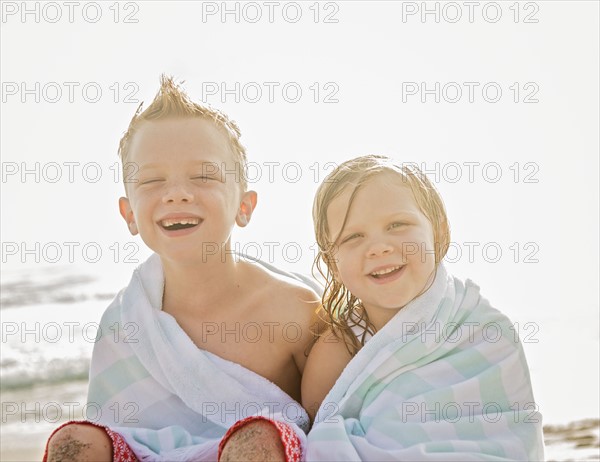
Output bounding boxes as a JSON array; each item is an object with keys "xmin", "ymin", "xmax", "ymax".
[
  {"xmin": 118, "ymin": 75, "xmax": 248, "ymax": 192},
  {"xmin": 312, "ymin": 155, "xmax": 451, "ymax": 354}
]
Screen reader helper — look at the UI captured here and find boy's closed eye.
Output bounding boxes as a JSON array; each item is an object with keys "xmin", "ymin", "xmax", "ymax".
[
  {"xmin": 191, "ymin": 174, "xmax": 221, "ymax": 182},
  {"xmin": 139, "ymin": 178, "xmax": 164, "ymax": 185}
]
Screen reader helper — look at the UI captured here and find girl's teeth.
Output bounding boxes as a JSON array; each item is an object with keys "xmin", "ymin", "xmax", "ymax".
[{"xmin": 371, "ymin": 266, "xmax": 401, "ymax": 276}]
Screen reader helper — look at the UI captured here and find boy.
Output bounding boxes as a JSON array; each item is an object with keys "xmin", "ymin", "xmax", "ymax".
[{"xmin": 45, "ymin": 76, "xmax": 320, "ymax": 461}]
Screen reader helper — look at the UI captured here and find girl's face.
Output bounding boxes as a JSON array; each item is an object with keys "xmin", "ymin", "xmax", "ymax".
[{"xmin": 326, "ymin": 172, "xmax": 436, "ymax": 330}]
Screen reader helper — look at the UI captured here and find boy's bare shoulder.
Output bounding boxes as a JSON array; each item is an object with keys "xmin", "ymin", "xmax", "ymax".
[
  {"xmin": 242, "ymin": 259, "xmax": 321, "ymax": 315},
  {"xmin": 240, "ymin": 259, "xmax": 324, "ymax": 374}
]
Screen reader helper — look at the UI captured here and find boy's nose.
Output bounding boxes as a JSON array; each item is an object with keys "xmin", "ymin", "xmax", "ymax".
[
  {"xmin": 162, "ymin": 184, "xmax": 194, "ymax": 203},
  {"xmin": 366, "ymin": 240, "xmax": 394, "ymax": 258}
]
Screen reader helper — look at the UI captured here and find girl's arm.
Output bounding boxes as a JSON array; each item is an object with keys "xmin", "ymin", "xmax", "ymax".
[{"xmin": 301, "ymin": 329, "xmax": 353, "ymax": 423}]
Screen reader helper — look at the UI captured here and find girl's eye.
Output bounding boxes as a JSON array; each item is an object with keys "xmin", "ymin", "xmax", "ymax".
[
  {"xmin": 341, "ymin": 233, "xmax": 361, "ymax": 244},
  {"xmin": 390, "ymin": 222, "xmax": 408, "ymax": 230}
]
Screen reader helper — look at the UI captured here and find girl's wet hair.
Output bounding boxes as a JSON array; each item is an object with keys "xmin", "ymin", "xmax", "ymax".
[{"xmin": 312, "ymin": 155, "xmax": 450, "ymax": 355}]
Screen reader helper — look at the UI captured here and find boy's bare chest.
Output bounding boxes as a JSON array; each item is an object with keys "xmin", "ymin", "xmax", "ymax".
[{"xmin": 175, "ymin": 314, "xmax": 302, "ymax": 401}]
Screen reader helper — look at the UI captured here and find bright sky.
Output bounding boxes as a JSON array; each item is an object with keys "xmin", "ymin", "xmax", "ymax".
[{"xmin": 1, "ymin": 1, "xmax": 599, "ymax": 424}]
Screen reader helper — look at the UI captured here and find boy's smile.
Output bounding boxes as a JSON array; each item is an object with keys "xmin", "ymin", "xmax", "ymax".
[
  {"xmin": 326, "ymin": 171, "xmax": 436, "ymax": 329},
  {"xmin": 158, "ymin": 213, "xmax": 203, "ymax": 235},
  {"xmin": 118, "ymin": 117, "xmax": 255, "ymax": 264}
]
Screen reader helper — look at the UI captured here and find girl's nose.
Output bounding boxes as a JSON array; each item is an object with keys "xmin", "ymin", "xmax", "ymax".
[{"xmin": 366, "ymin": 240, "xmax": 394, "ymax": 258}]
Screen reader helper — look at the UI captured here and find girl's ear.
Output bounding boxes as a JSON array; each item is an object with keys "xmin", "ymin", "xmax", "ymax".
[
  {"xmin": 236, "ymin": 190, "xmax": 258, "ymax": 227},
  {"xmin": 119, "ymin": 197, "xmax": 138, "ymax": 235}
]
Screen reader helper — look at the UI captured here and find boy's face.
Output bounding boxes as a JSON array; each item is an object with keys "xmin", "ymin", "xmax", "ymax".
[
  {"xmin": 326, "ymin": 172, "xmax": 436, "ymax": 327},
  {"xmin": 119, "ymin": 117, "xmax": 255, "ymax": 265}
]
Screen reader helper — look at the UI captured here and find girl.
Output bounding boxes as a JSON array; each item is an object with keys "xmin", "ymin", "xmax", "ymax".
[{"xmin": 302, "ymin": 155, "xmax": 544, "ymax": 461}]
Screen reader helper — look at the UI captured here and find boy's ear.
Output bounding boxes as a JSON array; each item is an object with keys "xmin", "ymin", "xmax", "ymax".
[
  {"xmin": 119, "ymin": 197, "xmax": 138, "ymax": 235},
  {"xmin": 236, "ymin": 190, "xmax": 258, "ymax": 227}
]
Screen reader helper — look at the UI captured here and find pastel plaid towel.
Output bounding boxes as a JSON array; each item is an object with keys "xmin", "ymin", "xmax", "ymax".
[{"xmin": 306, "ymin": 264, "xmax": 544, "ymax": 461}]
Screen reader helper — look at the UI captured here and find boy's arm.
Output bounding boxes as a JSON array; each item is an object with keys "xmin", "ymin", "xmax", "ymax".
[
  {"xmin": 219, "ymin": 288, "xmax": 322, "ymax": 462},
  {"xmin": 216, "ymin": 336, "xmax": 347, "ymax": 462},
  {"xmin": 291, "ymin": 292, "xmax": 324, "ymax": 375},
  {"xmin": 301, "ymin": 329, "xmax": 353, "ymax": 422}
]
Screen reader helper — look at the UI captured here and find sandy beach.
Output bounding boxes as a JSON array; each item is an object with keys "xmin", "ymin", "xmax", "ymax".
[
  {"xmin": 1, "ymin": 381, "xmax": 89, "ymax": 462},
  {"xmin": 1, "ymin": 380, "xmax": 598, "ymax": 462},
  {"xmin": 544, "ymin": 419, "xmax": 600, "ymax": 462}
]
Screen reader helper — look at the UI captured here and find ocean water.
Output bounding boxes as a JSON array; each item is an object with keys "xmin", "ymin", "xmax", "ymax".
[{"xmin": 1, "ymin": 265, "xmax": 125, "ymax": 391}]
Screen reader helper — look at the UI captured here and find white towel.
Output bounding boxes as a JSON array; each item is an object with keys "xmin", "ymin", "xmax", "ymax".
[{"xmin": 88, "ymin": 253, "xmax": 315, "ymax": 461}]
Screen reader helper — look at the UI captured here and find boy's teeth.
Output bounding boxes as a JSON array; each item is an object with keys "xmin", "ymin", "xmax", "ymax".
[
  {"xmin": 161, "ymin": 218, "xmax": 200, "ymax": 227},
  {"xmin": 371, "ymin": 266, "xmax": 401, "ymax": 276}
]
